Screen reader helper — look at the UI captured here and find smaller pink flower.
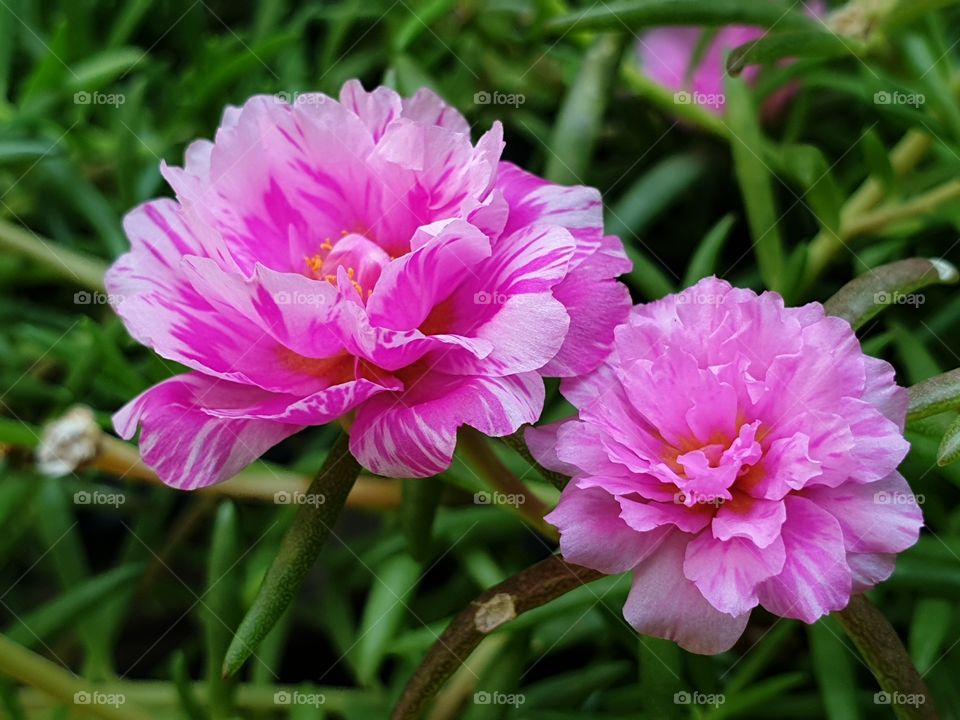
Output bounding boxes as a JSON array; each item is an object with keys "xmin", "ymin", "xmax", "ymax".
[
  {"xmin": 534, "ymin": 278, "xmax": 923, "ymax": 654},
  {"xmin": 637, "ymin": 2, "xmax": 825, "ymax": 116}
]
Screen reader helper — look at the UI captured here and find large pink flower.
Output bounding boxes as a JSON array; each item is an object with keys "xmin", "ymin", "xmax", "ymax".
[
  {"xmin": 107, "ymin": 81, "xmax": 630, "ymax": 487},
  {"xmin": 534, "ymin": 278, "xmax": 922, "ymax": 654}
]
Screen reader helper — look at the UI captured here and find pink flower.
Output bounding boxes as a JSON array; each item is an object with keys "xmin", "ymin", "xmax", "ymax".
[
  {"xmin": 637, "ymin": 3, "xmax": 825, "ymax": 116},
  {"xmin": 106, "ymin": 81, "xmax": 630, "ymax": 487},
  {"xmin": 535, "ymin": 278, "xmax": 922, "ymax": 654}
]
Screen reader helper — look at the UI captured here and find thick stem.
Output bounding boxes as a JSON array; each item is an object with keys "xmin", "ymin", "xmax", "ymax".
[
  {"xmin": 835, "ymin": 594, "xmax": 937, "ymax": 720},
  {"xmin": 222, "ymin": 432, "xmax": 361, "ymax": 676},
  {"xmin": 458, "ymin": 428, "xmax": 558, "ymax": 541},
  {"xmin": 0, "ymin": 218, "xmax": 108, "ymax": 291},
  {"xmin": 391, "ymin": 555, "xmax": 603, "ymax": 719}
]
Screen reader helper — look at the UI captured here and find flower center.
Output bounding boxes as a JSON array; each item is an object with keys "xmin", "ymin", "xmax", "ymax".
[
  {"xmin": 670, "ymin": 420, "xmax": 763, "ymax": 508},
  {"xmin": 304, "ymin": 232, "xmax": 390, "ymax": 300}
]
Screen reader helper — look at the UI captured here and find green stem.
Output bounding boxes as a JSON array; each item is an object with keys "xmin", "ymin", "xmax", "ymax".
[
  {"xmin": 222, "ymin": 431, "xmax": 361, "ymax": 676},
  {"xmin": 0, "ymin": 633, "xmax": 153, "ymax": 720},
  {"xmin": 843, "ymin": 180, "xmax": 960, "ymax": 240},
  {"xmin": 391, "ymin": 555, "xmax": 603, "ymax": 719},
  {"xmin": 459, "ymin": 428, "xmax": 558, "ymax": 541},
  {"xmin": 0, "ymin": 218, "xmax": 107, "ymax": 291},
  {"xmin": 835, "ymin": 595, "xmax": 937, "ymax": 720}
]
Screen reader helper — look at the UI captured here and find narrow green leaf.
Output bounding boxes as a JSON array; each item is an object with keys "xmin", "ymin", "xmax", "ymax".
[
  {"xmin": 400, "ymin": 477, "xmax": 443, "ymax": 562},
  {"xmin": 546, "ymin": 0, "xmax": 815, "ymax": 34},
  {"xmin": 172, "ymin": 651, "xmax": 206, "ymax": 720},
  {"xmin": 725, "ymin": 74, "xmax": 784, "ymax": 291},
  {"xmin": 910, "ymin": 598, "xmax": 954, "ymax": 674},
  {"xmin": 823, "ymin": 257, "xmax": 959, "ymax": 330},
  {"xmin": 861, "ymin": 129, "xmax": 895, "ymax": 191},
  {"xmin": 683, "ymin": 214, "xmax": 736, "ymax": 286},
  {"xmin": 606, "ymin": 153, "xmax": 707, "ymax": 237},
  {"xmin": 4, "ymin": 565, "xmax": 142, "ymax": 650},
  {"xmin": 706, "ymin": 673, "xmax": 805, "ymax": 719},
  {"xmin": 809, "ymin": 618, "xmax": 860, "ymax": 720},
  {"xmin": 223, "ymin": 433, "xmax": 361, "ymax": 677},
  {"xmin": 728, "ymin": 30, "xmax": 865, "ymax": 76},
  {"xmin": 937, "ymin": 414, "xmax": 960, "ymax": 466},
  {"xmin": 353, "ymin": 554, "xmax": 420, "ymax": 685},
  {"xmin": 776, "ymin": 144, "xmax": 842, "ymax": 235},
  {"xmin": 0, "ymin": 417, "xmax": 40, "ymax": 448},
  {"xmin": 545, "ymin": 33, "xmax": 625, "ymax": 185},
  {"xmin": 205, "ymin": 502, "xmax": 241, "ymax": 720}
]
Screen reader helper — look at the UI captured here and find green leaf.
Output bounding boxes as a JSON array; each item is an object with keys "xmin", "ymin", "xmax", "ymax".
[
  {"xmin": 545, "ymin": 0, "xmax": 815, "ymax": 34},
  {"xmin": 908, "ymin": 368, "xmax": 960, "ymax": 422},
  {"xmin": 683, "ymin": 214, "xmax": 735, "ymax": 286},
  {"xmin": 728, "ymin": 30, "xmax": 866, "ymax": 76},
  {"xmin": 861, "ymin": 128, "xmax": 896, "ymax": 191},
  {"xmin": 205, "ymin": 501, "xmax": 241, "ymax": 720},
  {"xmin": 937, "ymin": 414, "xmax": 960, "ymax": 466},
  {"xmin": 545, "ymin": 33, "xmax": 625, "ymax": 185},
  {"xmin": 223, "ymin": 432, "xmax": 361, "ymax": 677},
  {"xmin": 400, "ymin": 476, "xmax": 443, "ymax": 562},
  {"xmin": 172, "ymin": 651, "xmax": 206, "ymax": 720},
  {"xmin": 910, "ymin": 598, "xmax": 954, "ymax": 674},
  {"xmin": 776, "ymin": 144, "xmax": 842, "ymax": 236},
  {"xmin": 353, "ymin": 554, "xmax": 420, "ymax": 685},
  {"xmin": 606, "ymin": 153, "xmax": 707, "ymax": 237},
  {"xmin": 4, "ymin": 564, "xmax": 142, "ymax": 650},
  {"xmin": 808, "ymin": 618, "xmax": 860, "ymax": 720},
  {"xmin": 725, "ymin": 74, "xmax": 784, "ymax": 291},
  {"xmin": 823, "ymin": 257, "xmax": 959, "ymax": 330}
]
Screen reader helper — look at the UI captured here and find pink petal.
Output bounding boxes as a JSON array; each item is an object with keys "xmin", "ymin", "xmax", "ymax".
[
  {"xmin": 618, "ymin": 496, "xmax": 713, "ymax": 534},
  {"xmin": 711, "ymin": 495, "xmax": 787, "ymax": 549},
  {"xmin": 114, "ymin": 373, "xmax": 303, "ymax": 490},
  {"xmin": 525, "ymin": 420, "xmax": 582, "ymax": 477},
  {"xmin": 349, "ymin": 372, "xmax": 543, "ymax": 477},
  {"xmin": 545, "ymin": 485, "xmax": 669, "ymax": 574},
  {"xmin": 802, "ymin": 472, "xmax": 923, "ymax": 554},
  {"xmin": 401, "ymin": 87, "xmax": 471, "ymax": 135},
  {"xmin": 366, "ymin": 219, "xmax": 491, "ymax": 330},
  {"xmin": 757, "ymin": 496, "xmax": 852, "ymax": 623},
  {"xmin": 339, "ymin": 80, "xmax": 401, "ymax": 141},
  {"xmin": 624, "ymin": 531, "xmax": 751, "ymax": 654},
  {"xmin": 684, "ymin": 533, "xmax": 786, "ymax": 616}
]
